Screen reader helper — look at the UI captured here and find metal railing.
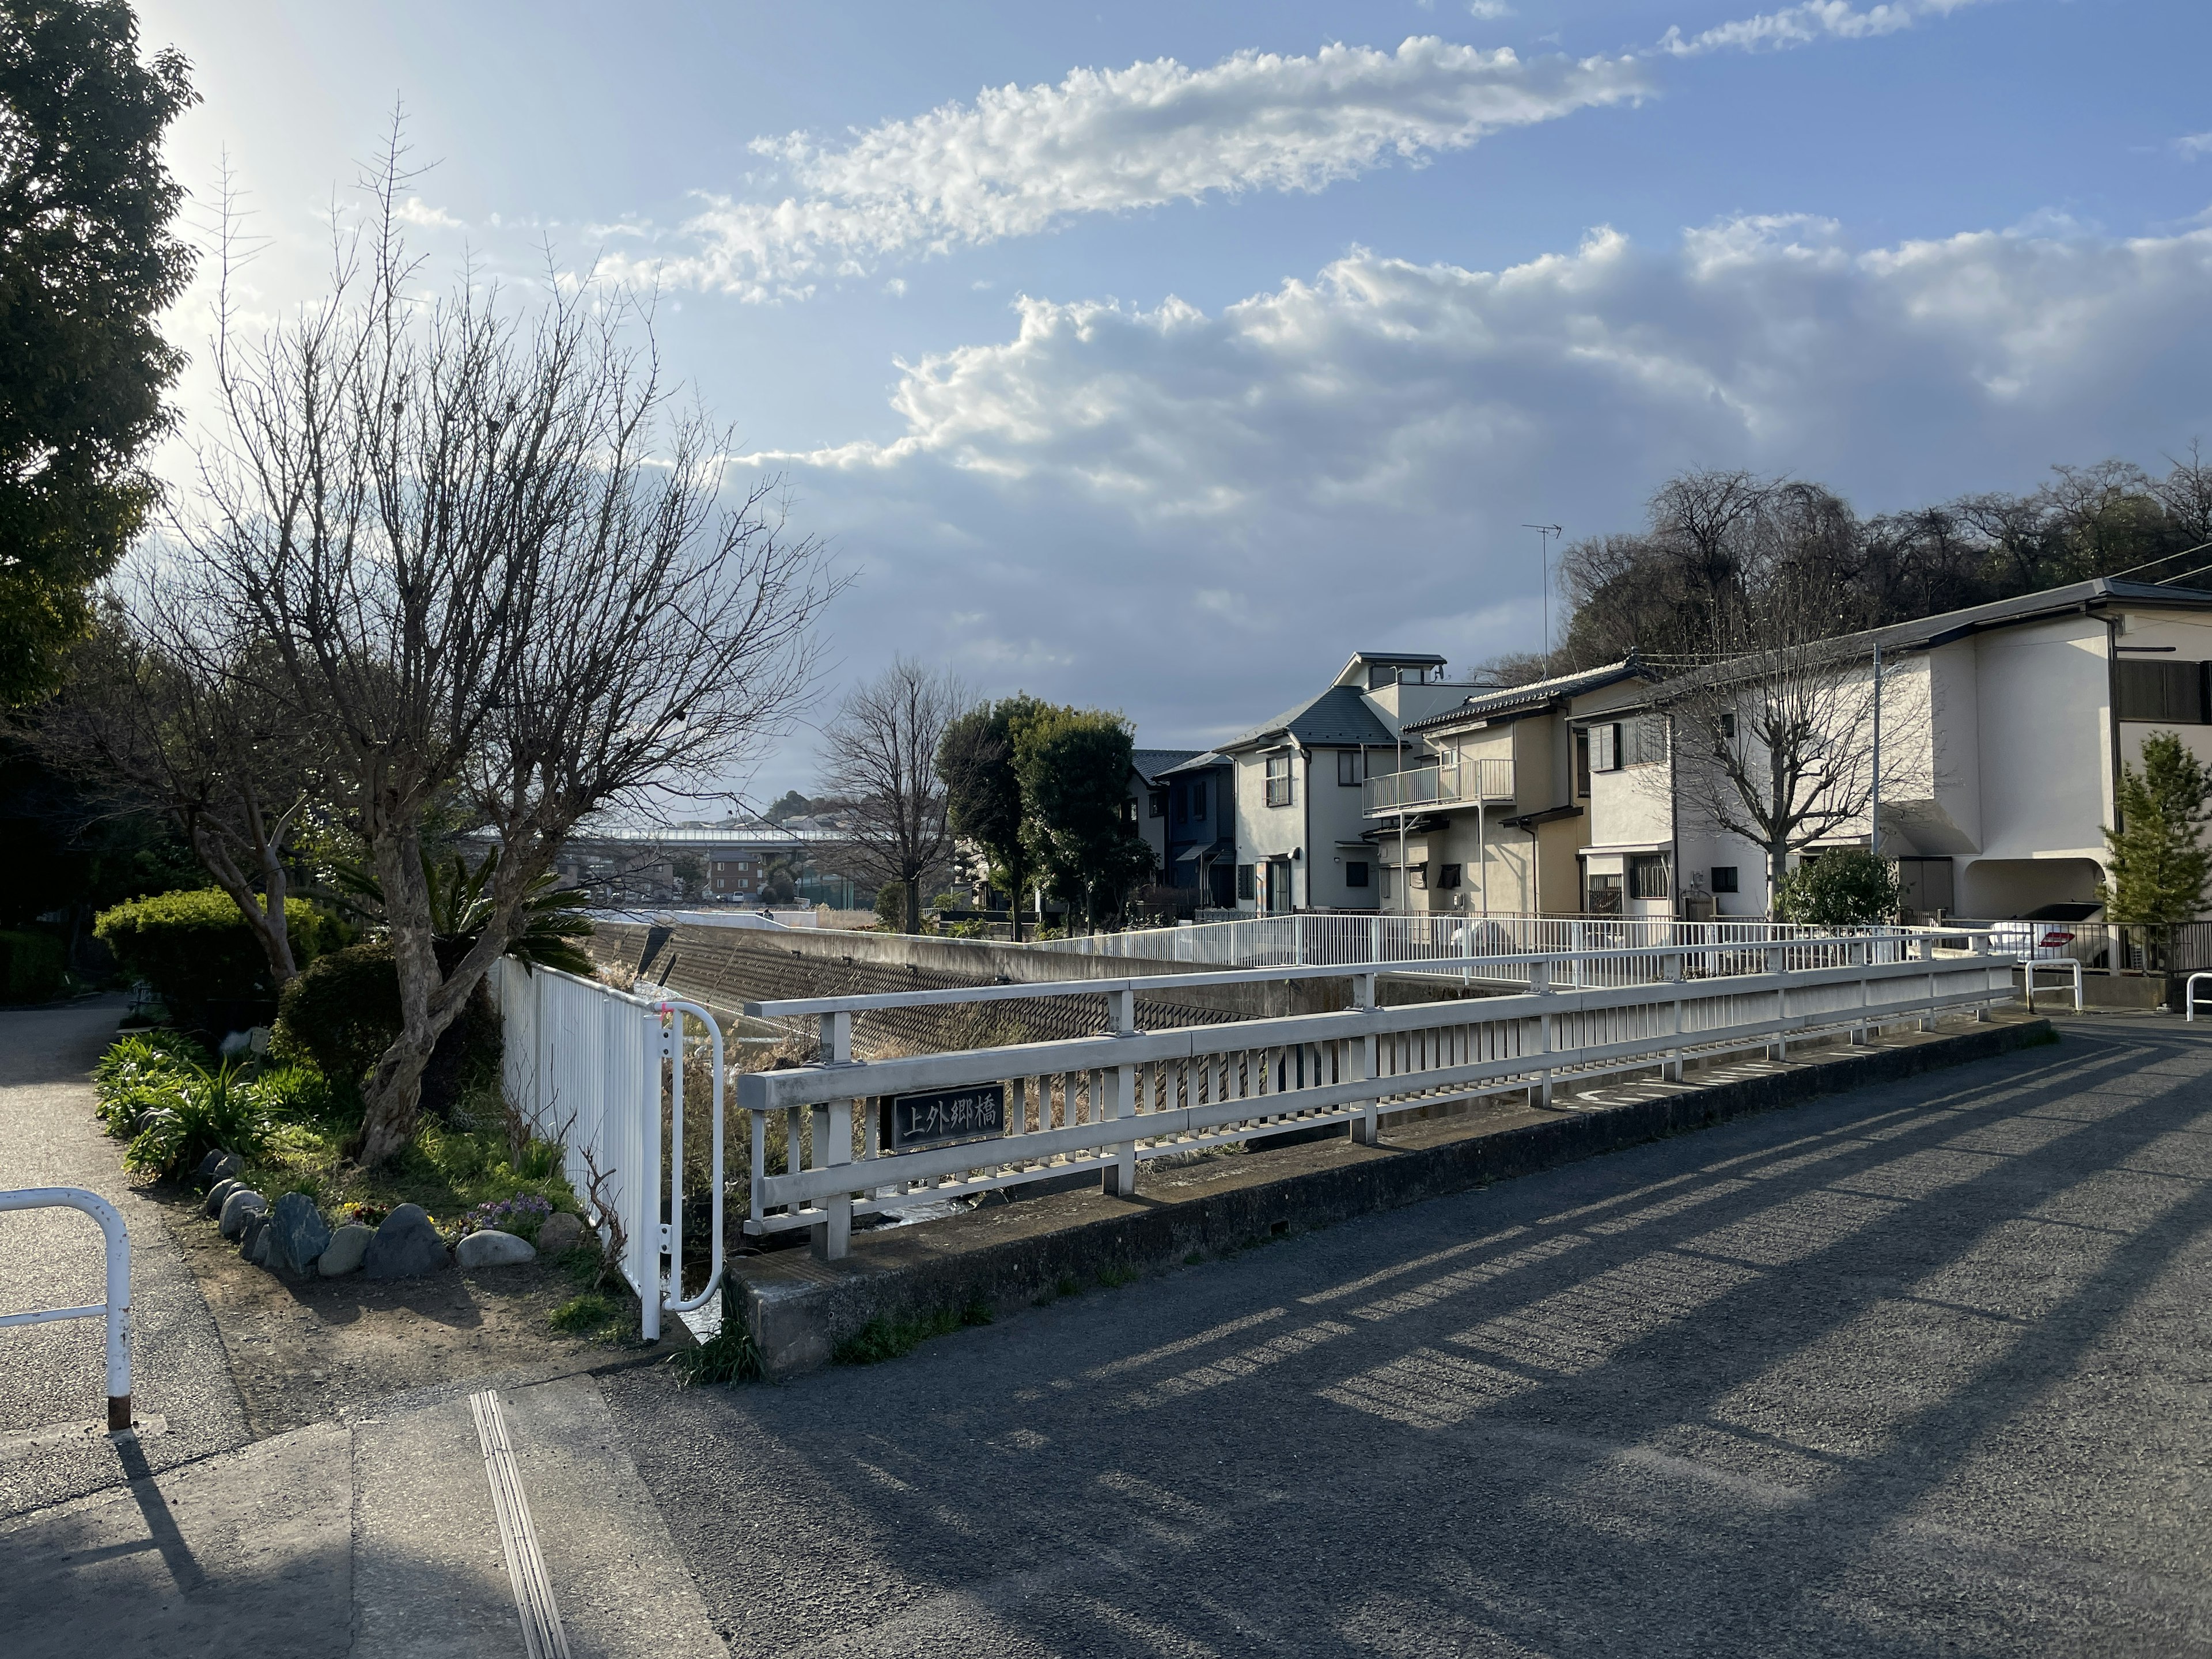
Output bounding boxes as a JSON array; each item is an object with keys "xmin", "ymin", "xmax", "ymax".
[
  {"xmin": 1042, "ymin": 911, "xmax": 1937, "ymax": 979},
  {"xmin": 735, "ymin": 935, "xmax": 2018, "ymax": 1257},
  {"xmin": 491, "ymin": 959, "xmax": 724, "ymax": 1342},
  {"xmin": 1956, "ymin": 918, "xmax": 2212, "ymax": 976},
  {"xmin": 1, "ymin": 1187, "xmax": 132, "ymax": 1430},
  {"xmin": 1363, "ymin": 758, "xmax": 1515, "ymax": 816}
]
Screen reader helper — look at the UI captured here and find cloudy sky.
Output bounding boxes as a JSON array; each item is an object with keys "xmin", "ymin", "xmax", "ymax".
[{"xmin": 135, "ymin": 0, "xmax": 2212, "ymax": 802}]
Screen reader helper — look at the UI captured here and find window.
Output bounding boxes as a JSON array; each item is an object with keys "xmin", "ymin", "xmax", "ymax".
[
  {"xmin": 1710, "ymin": 866, "xmax": 1740, "ymax": 894},
  {"xmin": 1345, "ymin": 861, "xmax": 1371, "ymax": 888},
  {"xmin": 1435, "ymin": 862, "xmax": 1463, "ymax": 890},
  {"xmin": 1624, "ymin": 715, "xmax": 1669, "ymax": 767},
  {"xmin": 1574, "ymin": 728, "xmax": 1592, "ymax": 797},
  {"xmin": 1148, "ymin": 790, "xmax": 1166, "ymax": 818},
  {"xmin": 1586, "ymin": 871, "xmax": 1623, "ymax": 914},
  {"xmin": 1409, "ymin": 862, "xmax": 1430, "ymax": 891},
  {"xmin": 1265, "ymin": 753, "xmax": 1295, "ymax": 807},
  {"xmin": 1236, "ymin": 863, "xmax": 1256, "ymax": 901},
  {"xmin": 1190, "ymin": 780, "xmax": 1207, "ymax": 822},
  {"xmin": 1630, "ymin": 854, "xmax": 1669, "ymax": 900},
  {"xmin": 1719, "ymin": 711, "xmax": 1736, "ymax": 740},
  {"xmin": 1589, "ymin": 722, "xmax": 1620, "ymax": 772},
  {"xmin": 1338, "ymin": 749, "xmax": 1363, "ymax": 787},
  {"xmin": 2115, "ymin": 659, "xmax": 2209, "ymax": 724}
]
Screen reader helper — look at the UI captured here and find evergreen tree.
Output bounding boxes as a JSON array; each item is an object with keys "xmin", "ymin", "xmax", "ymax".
[
  {"xmin": 2100, "ymin": 732, "xmax": 2212, "ymax": 926},
  {"xmin": 0, "ymin": 2, "xmax": 198, "ymax": 703}
]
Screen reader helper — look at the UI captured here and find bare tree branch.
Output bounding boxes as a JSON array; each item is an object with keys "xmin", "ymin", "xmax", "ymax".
[{"xmin": 818, "ymin": 658, "xmax": 967, "ymax": 932}]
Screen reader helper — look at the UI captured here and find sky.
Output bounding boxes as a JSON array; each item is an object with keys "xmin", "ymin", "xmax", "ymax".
[{"xmin": 133, "ymin": 0, "xmax": 2212, "ymax": 806}]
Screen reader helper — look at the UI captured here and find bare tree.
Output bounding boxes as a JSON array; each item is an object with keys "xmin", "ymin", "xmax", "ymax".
[
  {"xmin": 819, "ymin": 658, "xmax": 967, "ymax": 933},
  {"xmin": 37, "ymin": 593, "xmax": 323, "ymax": 986},
  {"xmin": 174, "ymin": 134, "xmax": 836, "ymax": 1164},
  {"xmin": 1653, "ymin": 568, "xmax": 1903, "ymax": 908}
]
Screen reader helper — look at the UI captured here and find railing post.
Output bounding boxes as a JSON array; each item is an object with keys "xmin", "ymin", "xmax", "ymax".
[
  {"xmin": 1850, "ymin": 938, "xmax": 1872, "ymax": 1044},
  {"xmin": 1767, "ymin": 944, "xmax": 1787, "ymax": 1062},
  {"xmin": 0, "ymin": 1188, "xmax": 132, "ymax": 1430},
  {"xmin": 1103, "ymin": 1058, "xmax": 1138, "ymax": 1198},
  {"xmin": 1351, "ymin": 972, "xmax": 1380, "ymax": 1146},
  {"xmin": 814, "ymin": 1012, "xmax": 855, "ymax": 1260},
  {"xmin": 1662, "ymin": 952, "xmax": 1685, "ymax": 1083},
  {"xmin": 1533, "ymin": 959, "xmax": 1555, "ymax": 1107}
]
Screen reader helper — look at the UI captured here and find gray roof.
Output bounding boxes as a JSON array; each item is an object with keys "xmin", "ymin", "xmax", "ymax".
[
  {"xmin": 1221, "ymin": 685, "xmax": 1397, "ymax": 752},
  {"xmin": 1404, "ymin": 659, "xmax": 1649, "ymax": 733},
  {"xmin": 1157, "ymin": 749, "xmax": 1230, "ymax": 777},
  {"xmin": 1131, "ymin": 748, "xmax": 1202, "ymax": 783}
]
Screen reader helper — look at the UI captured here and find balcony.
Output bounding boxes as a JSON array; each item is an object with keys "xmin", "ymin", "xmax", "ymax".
[{"xmin": 1363, "ymin": 758, "xmax": 1514, "ymax": 816}]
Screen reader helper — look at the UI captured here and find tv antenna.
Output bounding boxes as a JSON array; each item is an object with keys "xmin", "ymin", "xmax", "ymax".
[{"xmin": 1523, "ymin": 524, "xmax": 1563, "ymax": 661}]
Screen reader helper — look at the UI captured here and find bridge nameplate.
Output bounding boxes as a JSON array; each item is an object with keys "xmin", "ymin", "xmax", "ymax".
[{"xmin": 882, "ymin": 1084, "xmax": 1006, "ymax": 1153}]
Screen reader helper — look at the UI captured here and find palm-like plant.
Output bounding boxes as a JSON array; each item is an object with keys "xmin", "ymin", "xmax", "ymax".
[{"xmin": 325, "ymin": 846, "xmax": 594, "ymax": 975}]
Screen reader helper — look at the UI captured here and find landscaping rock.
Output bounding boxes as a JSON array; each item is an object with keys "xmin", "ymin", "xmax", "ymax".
[
  {"xmin": 204, "ymin": 1177, "xmax": 241, "ymax": 1218},
  {"xmin": 536, "ymin": 1211, "xmax": 585, "ymax": 1256},
  {"xmin": 247, "ymin": 1225, "xmax": 272, "ymax": 1267},
  {"xmin": 195, "ymin": 1147, "xmax": 244, "ymax": 1188},
  {"xmin": 269, "ymin": 1192, "xmax": 332, "ymax": 1275},
  {"xmin": 454, "ymin": 1229, "xmax": 536, "ymax": 1269},
  {"xmin": 238, "ymin": 1211, "xmax": 270, "ymax": 1261},
  {"xmin": 365, "ymin": 1204, "xmax": 448, "ymax": 1279},
  {"xmin": 318, "ymin": 1224, "xmax": 373, "ymax": 1277},
  {"xmin": 219, "ymin": 1188, "xmax": 267, "ymax": 1238}
]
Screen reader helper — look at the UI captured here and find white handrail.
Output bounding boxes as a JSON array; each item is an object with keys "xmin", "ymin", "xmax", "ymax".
[
  {"xmin": 0, "ymin": 1187, "xmax": 131, "ymax": 1430},
  {"xmin": 2022, "ymin": 958, "xmax": 2083, "ymax": 1014},
  {"xmin": 2186, "ymin": 972, "xmax": 2212, "ymax": 1021},
  {"xmin": 653, "ymin": 997, "xmax": 725, "ymax": 1329}
]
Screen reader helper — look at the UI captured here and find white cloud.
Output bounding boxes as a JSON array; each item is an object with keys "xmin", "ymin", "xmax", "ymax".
[
  {"xmin": 2177, "ymin": 132, "xmax": 2212, "ymax": 161},
  {"xmin": 751, "ymin": 214, "xmax": 2212, "ymax": 744},
  {"xmin": 393, "ymin": 196, "xmax": 465, "ymax": 230},
  {"xmin": 612, "ymin": 37, "xmax": 1650, "ymax": 300},
  {"xmin": 1466, "ymin": 2, "xmax": 1517, "ymax": 18},
  {"xmin": 1656, "ymin": 0, "xmax": 1993, "ymax": 58}
]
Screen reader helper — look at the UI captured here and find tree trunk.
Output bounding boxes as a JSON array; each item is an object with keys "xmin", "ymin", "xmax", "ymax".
[
  {"xmin": 904, "ymin": 874, "xmax": 921, "ymax": 934},
  {"xmin": 1768, "ymin": 840, "xmax": 1789, "ymax": 918}
]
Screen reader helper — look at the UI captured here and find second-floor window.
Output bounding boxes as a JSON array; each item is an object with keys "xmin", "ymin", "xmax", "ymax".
[
  {"xmin": 1337, "ymin": 749, "xmax": 1362, "ymax": 786},
  {"xmin": 1190, "ymin": 779, "xmax": 1207, "ymax": 821},
  {"xmin": 2116, "ymin": 659, "xmax": 2209, "ymax": 723},
  {"xmin": 1630, "ymin": 854, "xmax": 1670, "ymax": 899},
  {"xmin": 1265, "ymin": 753, "xmax": 1294, "ymax": 807}
]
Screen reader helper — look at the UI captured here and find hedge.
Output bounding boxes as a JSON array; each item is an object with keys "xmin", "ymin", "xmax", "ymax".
[
  {"xmin": 0, "ymin": 930, "xmax": 65, "ymax": 1003},
  {"xmin": 93, "ymin": 889, "xmax": 337, "ymax": 1017}
]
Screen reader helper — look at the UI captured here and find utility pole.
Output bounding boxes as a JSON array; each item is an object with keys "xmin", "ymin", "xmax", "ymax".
[
  {"xmin": 1869, "ymin": 641, "xmax": 1882, "ymax": 859},
  {"xmin": 1523, "ymin": 524, "xmax": 1563, "ymax": 662}
]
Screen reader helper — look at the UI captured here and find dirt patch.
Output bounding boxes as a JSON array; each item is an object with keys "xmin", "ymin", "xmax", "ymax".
[{"xmin": 154, "ymin": 1192, "xmax": 676, "ymax": 1438}]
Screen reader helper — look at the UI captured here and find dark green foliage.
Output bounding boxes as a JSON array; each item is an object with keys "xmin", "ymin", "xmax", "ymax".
[
  {"xmin": 0, "ymin": 3, "xmax": 198, "ymax": 704},
  {"xmin": 831, "ymin": 1301, "xmax": 992, "ymax": 1365},
  {"xmin": 1016, "ymin": 706, "xmax": 1156, "ymax": 927},
  {"xmin": 938, "ymin": 695, "xmax": 1046, "ymax": 932},
  {"xmin": 325, "ymin": 846, "xmax": 594, "ymax": 975},
  {"xmin": 550, "ymin": 1294, "xmax": 619, "ymax": 1337},
  {"xmin": 1093, "ymin": 1263, "xmax": 1139, "ymax": 1289},
  {"xmin": 1775, "ymin": 849, "xmax": 1901, "ymax": 927},
  {"xmin": 122, "ymin": 1058, "xmax": 270, "ymax": 1178},
  {"xmin": 91, "ymin": 1028, "xmax": 206, "ymax": 1134},
  {"xmin": 93, "ymin": 888, "xmax": 335, "ymax": 1023},
  {"xmin": 2100, "ymin": 732, "xmax": 2212, "ymax": 927},
  {"xmin": 0, "ymin": 927, "xmax": 63, "ymax": 1001},
  {"xmin": 272, "ymin": 942, "xmax": 402, "ymax": 1088},
  {"xmin": 670, "ymin": 1284, "xmax": 764, "ymax": 1384}
]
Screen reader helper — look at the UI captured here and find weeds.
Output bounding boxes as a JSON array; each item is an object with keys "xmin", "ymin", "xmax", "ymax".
[
  {"xmin": 1094, "ymin": 1263, "xmax": 1139, "ymax": 1289},
  {"xmin": 670, "ymin": 1285, "xmax": 764, "ymax": 1385},
  {"xmin": 832, "ymin": 1300, "xmax": 992, "ymax": 1365},
  {"xmin": 550, "ymin": 1294, "xmax": 624, "ymax": 1340}
]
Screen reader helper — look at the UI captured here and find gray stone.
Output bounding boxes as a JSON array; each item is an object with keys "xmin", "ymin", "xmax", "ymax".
[
  {"xmin": 536, "ymin": 1211, "xmax": 585, "ymax": 1256},
  {"xmin": 203, "ymin": 1177, "xmax": 241, "ymax": 1218},
  {"xmin": 218, "ymin": 1188, "xmax": 267, "ymax": 1238},
  {"xmin": 454, "ymin": 1229, "xmax": 536, "ymax": 1269},
  {"xmin": 247, "ymin": 1225, "xmax": 272, "ymax": 1267},
  {"xmin": 238, "ymin": 1211, "xmax": 270, "ymax": 1262},
  {"xmin": 268, "ymin": 1193, "xmax": 331, "ymax": 1275},
  {"xmin": 195, "ymin": 1147, "xmax": 244, "ymax": 1188},
  {"xmin": 318, "ymin": 1224, "xmax": 373, "ymax": 1277},
  {"xmin": 364, "ymin": 1204, "xmax": 448, "ymax": 1279}
]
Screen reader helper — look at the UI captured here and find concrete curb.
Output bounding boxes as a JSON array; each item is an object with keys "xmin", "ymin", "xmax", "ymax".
[{"xmin": 736, "ymin": 1016, "xmax": 2057, "ymax": 1378}]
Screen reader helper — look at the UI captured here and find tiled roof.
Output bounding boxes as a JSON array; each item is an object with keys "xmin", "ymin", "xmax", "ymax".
[
  {"xmin": 1221, "ymin": 685, "xmax": 1397, "ymax": 751},
  {"xmin": 1131, "ymin": 748, "xmax": 1202, "ymax": 782},
  {"xmin": 1403, "ymin": 660, "xmax": 1647, "ymax": 733}
]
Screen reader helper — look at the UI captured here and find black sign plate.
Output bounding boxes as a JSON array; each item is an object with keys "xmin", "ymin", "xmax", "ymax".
[{"xmin": 882, "ymin": 1084, "xmax": 1006, "ymax": 1153}]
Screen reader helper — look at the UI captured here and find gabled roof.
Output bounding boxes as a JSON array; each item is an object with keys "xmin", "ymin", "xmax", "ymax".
[
  {"xmin": 1219, "ymin": 684, "xmax": 1398, "ymax": 752},
  {"xmin": 1131, "ymin": 748, "xmax": 1202, "ymax": 783},
  {"xmin": 1403, "ymin": 658, "xmax": 1649, "ymax": 734},
  {"xmin": 1158, "ymin": 749, "xmax": 1230, "ymax": 777}
]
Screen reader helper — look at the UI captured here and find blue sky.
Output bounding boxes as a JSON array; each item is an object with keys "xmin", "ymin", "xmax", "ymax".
[{"xmin": 137, "ymin": 1, "xmax": 2212, "ymax": 803}]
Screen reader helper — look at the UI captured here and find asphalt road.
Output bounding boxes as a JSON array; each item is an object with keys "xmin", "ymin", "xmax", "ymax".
[
  {"xmin": 0, "ymin": 999, "xmax": 248, "ymax": 1518},
  {"xmin": 607, "ymin": 1017, "xmax": 2212, "ymax": 1658}
]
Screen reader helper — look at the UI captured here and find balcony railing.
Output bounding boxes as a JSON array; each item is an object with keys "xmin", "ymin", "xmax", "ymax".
[
  {"xmin": 1363, "ymin": 758, "xmax": 1514, "ymax": 816},
  {"xmin": 1354, "ymin": 760, "xmax": 1513, "ymax": 818}
]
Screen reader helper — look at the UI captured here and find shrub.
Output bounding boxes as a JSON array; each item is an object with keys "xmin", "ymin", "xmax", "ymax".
[
  {"xmin": 1775, "ymin": 850, "xmax": 1902, "ymax": 928},
  {"xmin": 0, "ymin": 929, "xmax": 65, "ymax": 1003},
  {"xmin": 273, "ymin": 942, "xmax": 402, "ymax": 1088},
  {"xmin": 93, "ymin": 1031, "xmax": 211, "ymax": 1135},
  {"xmin": 94, "ymin": 890, "xmax": 336, "ymax": 1026},
  {"xmin": 124, "ymin": 1059, "xmax": 273, "ymax": 1179},
  {"xmin": 460, "ymin": 1192, "xmax": 554, "ymax": 1241}
]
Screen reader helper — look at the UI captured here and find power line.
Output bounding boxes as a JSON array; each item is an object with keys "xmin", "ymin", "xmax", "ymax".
[{"xmin": 1522, "ymin": 524, "xmax": 1562, "ymax": 658}]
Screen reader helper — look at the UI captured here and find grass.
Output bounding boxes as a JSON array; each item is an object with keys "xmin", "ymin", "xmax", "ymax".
[
  {"xmin": 550, "ymin": 1294, "xmax": 619, "ymax": 1336},
  {"xmin": 1093, "ymin": 1263, "xmax": 1140, "ymax": 1289},
  {"xmin": 670, "ymin": 1286, "xmax": 765, "ymax": 1385},
  {"xmin": 832, "ymin": 1300, "xmax": 993, "ymax": 1366}
]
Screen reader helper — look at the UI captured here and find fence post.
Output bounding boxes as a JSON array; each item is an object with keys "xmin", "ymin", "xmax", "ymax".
[
  {"xmin": 1767, "ymin": 945, "xmax": 1787, "ymax": 1062},
  {"xmin": 1533, "ymin": 959, "xmax": 1555, "ymax": 1107},
  {"xmin": 1351, "ymin": 972, "xmax": 1380, "ymax": 1145},
  {"xmin": 641, "ymin": 1007, "xmax": 664, "ymax": 1343},
  {"xmin": 1103, "ymin": 1058, "xmax": 1138, "ymax": 1198},
  {"xmin": 1662, "ymin": 952, "xmax": 1685, "ymax": 1083},
  {"xmin": 1850, "ymin": 939, "xmax": 1872, "ymax": 1045},
  {"xmin": 815, "ymin": 1013, "xmax": 855, "ymax": 1260}
]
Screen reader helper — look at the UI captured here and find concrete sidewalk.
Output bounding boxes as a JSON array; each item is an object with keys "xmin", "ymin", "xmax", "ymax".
[{"xmin": 0, "ymin": 999, "xmax": 248, "ymax": 1518}]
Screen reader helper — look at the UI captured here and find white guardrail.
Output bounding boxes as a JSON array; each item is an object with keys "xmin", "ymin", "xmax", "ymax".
[
  {"xmin": 491, "ymin": 959, "xmax": 724, "ymax": 1342},
  {"xmin": 1, "ymin": 1187, "xmax": 132, "ymax": 1430},
  {"xmin": 733, "ymin": 934, "xmax": 2021, "ymax": 1260},
  {"xmin": 1040, "ymin": 911, "xmax": 1931, "ymax": 975}
]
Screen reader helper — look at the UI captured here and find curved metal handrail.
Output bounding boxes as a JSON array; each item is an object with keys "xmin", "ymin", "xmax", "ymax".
[{"xmin": 0, "ymin": 1186, "xmax": 132, "ymax": 1430}]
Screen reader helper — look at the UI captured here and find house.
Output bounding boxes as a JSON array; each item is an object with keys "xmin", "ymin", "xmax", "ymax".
[
  {"xmin": 1130, "ymin": 748, "xmax": 1201, "ymax": 880},
  {"xmin": 1215, "ymin": 652, "xmax": 1504, "ymax": 913},
  {"xmin": 1156, "ymin": 751, "xmax": 1238, "ymax": 909}
]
